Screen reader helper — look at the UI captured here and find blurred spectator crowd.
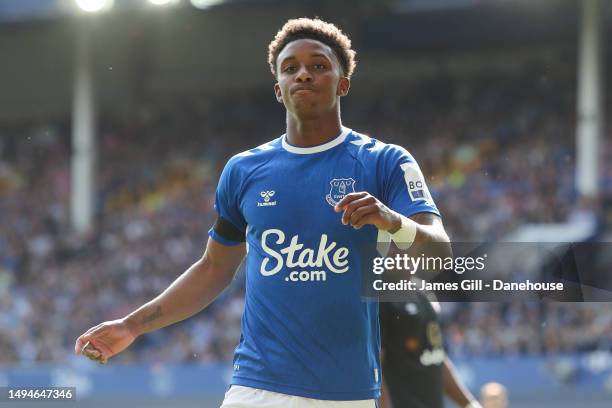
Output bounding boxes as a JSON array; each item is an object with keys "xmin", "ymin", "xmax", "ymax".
[{"xmin": 1, "ymin": 59, "xmax": 611, "ymax": 366}]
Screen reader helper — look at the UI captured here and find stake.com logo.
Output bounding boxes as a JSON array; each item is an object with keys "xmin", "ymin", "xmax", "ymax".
[{"xmin": 260, "ymin": 229, "xmax": 349, "ymax": 282}]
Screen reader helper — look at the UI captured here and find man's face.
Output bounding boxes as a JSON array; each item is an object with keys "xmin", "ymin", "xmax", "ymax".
[{"xmin": 274, "ymin": 39, "xmax": 350, "ymax": 119}]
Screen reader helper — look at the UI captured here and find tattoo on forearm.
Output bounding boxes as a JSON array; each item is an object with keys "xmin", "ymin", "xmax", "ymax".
[{"xmin": 141, "ymin": 306, "xmax": 162, "ymax": 325}]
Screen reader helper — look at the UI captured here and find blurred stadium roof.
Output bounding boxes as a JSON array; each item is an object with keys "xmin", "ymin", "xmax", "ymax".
[
  {"xmin": 0, "ymin": 0, "xmax": 607, "ymax": 22},
  {"xmin": 0, "ymin": 0, "xmax": 608, "ymax": 121}
]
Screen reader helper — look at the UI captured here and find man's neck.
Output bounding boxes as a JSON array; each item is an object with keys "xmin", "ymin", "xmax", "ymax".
[{"xmin": 285, "ymin": 111, "xmax": 343, "ymax": 147}]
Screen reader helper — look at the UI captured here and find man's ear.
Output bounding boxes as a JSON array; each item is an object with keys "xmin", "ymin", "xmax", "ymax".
[
  {"xmin": 336, "ymin": 77, "xmax": 350, "ymax": 97},
  {"xmin": 274, "ymin": 83, "xmax": 283, "ymax": 103}
]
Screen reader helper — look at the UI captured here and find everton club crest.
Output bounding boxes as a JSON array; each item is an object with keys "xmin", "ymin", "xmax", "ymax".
[{"xmin": 326, "ymin": 178, "xmax": 356, "ymax": 207}]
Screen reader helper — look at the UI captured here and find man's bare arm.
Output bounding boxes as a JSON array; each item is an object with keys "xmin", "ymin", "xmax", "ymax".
[
  {"xmin": 75, "ymin": 237, "xmax": 246, "ymax": 362},
  {"xmin": 404, "ymin": 212, "xmax": 452, "ymax": 263},
  {"xmin": 408, "ymin": 212, "xmax": 450, "ymax": 244},
  {"xmin": 124, "ymin": 237, "xmax": 246, "ymax": 336}
]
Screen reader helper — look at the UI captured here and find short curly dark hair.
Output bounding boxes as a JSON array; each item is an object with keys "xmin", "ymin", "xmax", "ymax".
[{"xmin": 268, "ymin": 18, "xmax": 357, "ymax": 79}]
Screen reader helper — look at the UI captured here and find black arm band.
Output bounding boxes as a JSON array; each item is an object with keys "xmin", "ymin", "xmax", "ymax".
[{"xmin": 213, "ymin": 217, "xmax": 246, "ymax": 242}]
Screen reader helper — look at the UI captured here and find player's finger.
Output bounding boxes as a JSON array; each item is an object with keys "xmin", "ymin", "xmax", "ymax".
[
  {"xmin": 334, "ymin": 192, "xmax": 368, "ymax": 212},
  {"xmin": 79, "ymin": 340, "xmax": 102, "ymax": 361},
  {"xmin": 353, "ymin": 213, "xmax": 378, "ymax": 230},
  {"xmin": 75, "ymin": 335, "xmax": 93, "ymax": 355},
  {"xmin": 88, "ymin": 337, "xmax": 114, "ymax": 359},
  {"xmin": 75, "ymin": 338, "xmax": 83, "ymax": 355},
  {"xmin": 75, "ymin": 323, "xmax": 104, "ymax": 354},
  {"xmin": 350, "ymin": 204, "xmax": 378, "ymax": 224},
  {"xmin": 84, "ymin": 341, "xmax": 106, "ymax": 363},
  {"xmin": 350, "ymin": 205, "xmax": 379, "ymax": 229},
  {"xmin": 76, "ymin": 325, "xmax": 108, "ymax": 355},
  {"xmin": 341, "ymin": 196, "xmax": 375, "ymax": 225},
  {"xmin": 81, "ymin": 341, "xmax": 102, "ymax": 361},
  {"xmin": 80, "ymin": 340, "xmax": 93, "ymax": 355},
  {"xmin": 84, "ymin": 347, "xmax": 101, "ymax": 360},
  {"xmin": 76, "ymin": 335, "xmax": 94, "ymax": 355},
  {"xmin": 84, "ymin": 343, "xmax": 111, "ymax": 365}
]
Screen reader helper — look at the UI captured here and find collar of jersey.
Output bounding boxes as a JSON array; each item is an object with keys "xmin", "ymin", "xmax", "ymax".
[{"xmin": 281, "ymin": 126, "xmax": 351, "ymax": 155}]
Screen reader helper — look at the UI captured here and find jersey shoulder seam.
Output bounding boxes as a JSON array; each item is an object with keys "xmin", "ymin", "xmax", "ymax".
[{"xmin": 227, "ymin": 138, "xmax": 281, "ymax": 202}]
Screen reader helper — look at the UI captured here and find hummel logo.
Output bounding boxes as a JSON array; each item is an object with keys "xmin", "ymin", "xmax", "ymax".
[
  {"xmin": 261, "ymin": 191, "xmax": 275, "ymax": 202},
  {"xmin": 258, "ymin": 191, "xmax": 277, "ymax": 207}
]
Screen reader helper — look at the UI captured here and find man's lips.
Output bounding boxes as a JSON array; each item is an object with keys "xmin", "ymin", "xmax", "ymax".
[{"xmin": 291, "ymin": 85, "xmax": 316, "ymax": 95}]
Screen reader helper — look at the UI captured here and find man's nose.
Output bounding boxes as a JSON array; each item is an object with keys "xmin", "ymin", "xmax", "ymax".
[{"xmin": 296, "ymin": 65, "xmax": 313, "ymax": 82}]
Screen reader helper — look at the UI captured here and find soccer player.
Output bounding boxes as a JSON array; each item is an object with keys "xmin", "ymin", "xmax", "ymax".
[
  {"xmin": 74, "ymin": 18, "xmax": 450, "ymax": 407},
  {"xmin": 379, "ymin": 291, "xmax": 481, "ymax": 408}
]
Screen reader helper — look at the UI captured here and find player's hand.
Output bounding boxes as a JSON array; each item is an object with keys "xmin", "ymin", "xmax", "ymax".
[
  {"xmin": 74, "ymin": 319, "xmax": 137, "ymax": 364},
  {"xmin": 334, "ymin": 192, "xmax": 401, "ymax": 231}
]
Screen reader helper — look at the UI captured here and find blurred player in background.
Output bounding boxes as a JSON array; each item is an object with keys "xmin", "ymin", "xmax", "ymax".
[
  {"xmin": 75, "ymin": 17, "xmax": 450, "ymax": 408},
  {"xmin": 379, "ymin": 291, "xmax": 481, "ymax": 408},
  {"xmin": 480, "ymin": 382, "xmax": 508, "ymax": 408}
]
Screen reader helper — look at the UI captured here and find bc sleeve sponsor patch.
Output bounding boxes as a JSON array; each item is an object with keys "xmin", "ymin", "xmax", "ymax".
[
  {"xmin": 400, "ymin": 162, "xmax": 434, "ymax": 205},
  {"xmin": 378, "ymin": 144, "xmax": 440, "ymax": 218}
]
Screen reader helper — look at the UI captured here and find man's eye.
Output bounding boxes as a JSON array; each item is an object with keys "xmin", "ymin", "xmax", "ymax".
[
  {"xmin": 313, "ymin": 64, "xmax": 326, "ymax": 70},
  {"xmin": 283, "ymin": 66, "xmax": 296, "ymax": 73}
]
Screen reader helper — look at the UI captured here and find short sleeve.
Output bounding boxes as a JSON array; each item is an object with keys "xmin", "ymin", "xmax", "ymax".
[
  {"xmin": 208, "ymin": 158, "xmax": 247, "ymax": 246},
  {"xmin": 380, "ymin": 145, "xmax": 440, "ymax": 218}
]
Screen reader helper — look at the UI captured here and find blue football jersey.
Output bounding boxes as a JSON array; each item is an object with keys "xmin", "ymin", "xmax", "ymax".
[{"xmin": 208, "ymin": 127, "xmax": 440, "ymax": 400}]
